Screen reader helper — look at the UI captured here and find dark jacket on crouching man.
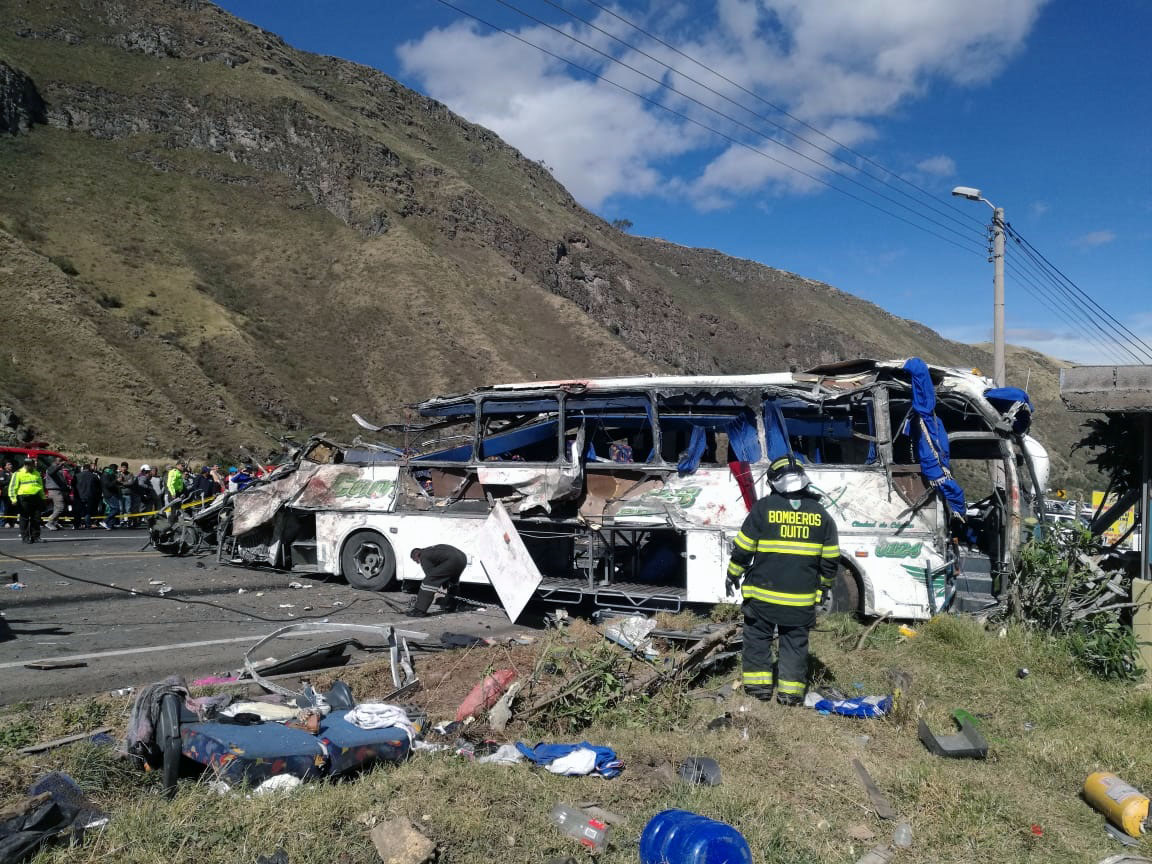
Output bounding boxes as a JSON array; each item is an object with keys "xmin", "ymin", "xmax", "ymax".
[{"xmin": 409, "ymin": 544, "xmax": 468, "ymax": 616}]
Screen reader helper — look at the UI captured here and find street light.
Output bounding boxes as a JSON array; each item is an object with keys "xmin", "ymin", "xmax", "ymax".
[{"xmin": 952, "ymin": 185, "xmax": 1006, "ymax": 387}]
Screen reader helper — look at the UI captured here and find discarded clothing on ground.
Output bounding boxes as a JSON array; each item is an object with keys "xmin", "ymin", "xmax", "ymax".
[
  {"xmin": 0, "ymin": 773, "xmax": 107, "ymax": 864},
  {"xmin": 127, "ymin": 676, "xmax": 235, "ymax": 761},
  {"xmin": 804, "ymin": 691, "xmax": 892, "ymax": 719},
  {"xmin": 476, "ymin": 743, "xmax": 524, "ymax": 765},
  {"xmin": 346, "ymin": 704, "xmax": 416, "ymax": 742},
  {"xmin": 126, "ymin": 675, "xmax": 188, "ymax": 761},
  {"xmin": 515, "ymin": 742, "xmax": 623, "ymax": 778}
]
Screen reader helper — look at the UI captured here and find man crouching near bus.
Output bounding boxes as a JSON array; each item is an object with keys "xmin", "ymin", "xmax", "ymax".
[
  {"xmin": 408, "ymin": 544, "xmax": 468, "ymax": 616},
  {"xmin": 726, "ymin": 456, "xmax": 839, "ymax": 706}
]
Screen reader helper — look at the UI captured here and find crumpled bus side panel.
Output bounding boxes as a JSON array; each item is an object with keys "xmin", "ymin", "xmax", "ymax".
[{"xmin": 231, "ymin": 463, "xmax": 399, "ymax": 536}]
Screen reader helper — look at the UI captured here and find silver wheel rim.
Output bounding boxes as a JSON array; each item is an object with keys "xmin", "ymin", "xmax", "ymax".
[{"xmin": 355, "ymin": 542, "xmax": 385, "ymax": 579}]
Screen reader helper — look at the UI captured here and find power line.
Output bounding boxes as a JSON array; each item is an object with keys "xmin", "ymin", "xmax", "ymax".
[
  {"xmin": 530, "ymin": 0, "xmax": 986, "ymax": 242},
  {"xmin": 577, "ymin": 0, "xmax": 989, "ymax": 233},
  {"xmin": 1006, "ymin": 228, "xmax": 1151, "ymax": 363},
  {"xmin": 1004, "ymin": 260, "xmax": 1130, "ymax": 365},
  {"xmin": 1006, "ymin": 247, "xmax": 1144, "ymax": 364},
  {"xmin": 433, "ymin": 0, "xmax": 986, "ymax": 256},
  {"xmin": 1006, "ymin": 224, "xmax": 1152, "ymax": 362},
  {"xmin": 482, "ymin": 0, "xmax": 986, "ymax": 250}
]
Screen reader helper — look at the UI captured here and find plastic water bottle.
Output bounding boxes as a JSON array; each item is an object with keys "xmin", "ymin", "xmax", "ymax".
[
  {"xmin": 550, "ymin": 803, "xmax": 609, "ymax": 852},
  {"xmin": 639, "ymin": 810, "xmax": 753, "ymax": 864}
]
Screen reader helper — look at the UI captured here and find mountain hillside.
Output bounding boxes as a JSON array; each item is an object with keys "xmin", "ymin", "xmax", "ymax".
[{"xmin": 0, "ymin": 0, "xmax": 1095, "ymax": 488}]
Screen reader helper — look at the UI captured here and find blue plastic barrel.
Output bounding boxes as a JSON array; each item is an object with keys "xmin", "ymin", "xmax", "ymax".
[{"xmin": 639, "ymin": 809, "xmax": 753, "ymax": 864}]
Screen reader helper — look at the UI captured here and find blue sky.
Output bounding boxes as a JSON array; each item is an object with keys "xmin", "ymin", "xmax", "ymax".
[{"xmin": 218, "ymin": 0, "xmax": 1151, "ymax": 364}]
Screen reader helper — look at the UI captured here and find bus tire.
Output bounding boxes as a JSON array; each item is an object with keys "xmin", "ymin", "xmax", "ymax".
[
  {"xmin": 824, "ymin": 564, "xmax": 862, "ymax": 616},
  {"xmin": 341, "ymin": 530, "xmax": 396, "ymax": 591}
]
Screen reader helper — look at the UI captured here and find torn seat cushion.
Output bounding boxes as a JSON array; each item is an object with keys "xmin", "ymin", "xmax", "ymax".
[
  {"xmin": 180, "ymin": 722, "xmax": 327, "ymax": 785},
  {"xmin": 318, "ymin": 711, "xmax": 410, "ymax": 776}
]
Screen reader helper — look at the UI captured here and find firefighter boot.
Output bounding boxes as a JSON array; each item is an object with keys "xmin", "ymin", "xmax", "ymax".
[
  {"xmin": 408, "ymin": 586, "xmax": 437, "ymax": 617},
  {"xmin": 438, "ymin": 586, "xmax": 459, "ymax": 614}
]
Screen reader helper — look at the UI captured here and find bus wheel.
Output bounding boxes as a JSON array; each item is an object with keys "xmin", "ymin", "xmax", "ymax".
[
  {"xmin": 341, "ymin": 530, "xmax": 396, "ymax": 591},
  {"xmin": 824, "ymin": 565, "xmax": 862, "ymax": 616}
]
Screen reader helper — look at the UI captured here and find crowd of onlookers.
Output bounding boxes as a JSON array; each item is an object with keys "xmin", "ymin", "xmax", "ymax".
[{"xmin": 1, "ymin": 457, "xmax": 268, "ymax": 540}]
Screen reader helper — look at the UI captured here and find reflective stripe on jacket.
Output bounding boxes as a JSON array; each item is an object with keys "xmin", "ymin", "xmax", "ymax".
[
  {"xmin": 728, "ymin": 489, "xmax": 839, "ymax": 626},
  {"xmin": 9, "ymin": 467, "xmax": 44, "ymax": 499}
]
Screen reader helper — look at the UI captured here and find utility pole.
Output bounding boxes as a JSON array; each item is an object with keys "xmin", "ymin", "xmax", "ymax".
[
  {"xmin": 952, "ymin": 186, "xmax": 1007, "ymax": 386},
  {"xmin": 992, "ymin": 206, "xmax": 1006, "ymax": 387}
]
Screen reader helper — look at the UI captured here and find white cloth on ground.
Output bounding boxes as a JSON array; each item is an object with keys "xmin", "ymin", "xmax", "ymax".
[
  {"xmin": 220, "ymin": 701, "xmax": 300, "ymax": 721},
  {"xmin": 545, "ymin": 747, "xmax": 598, "ymax": 776},
  {"xmin": 477, "ymin": 743, "xmax": 524, "ymax": 765},
  {"xmin": 253, "ymin": 775, "xmax": 303, "ymax": 796},
  {"xmin": 345, "ymin": 703, "xmax": 416, "ymax": 743}
]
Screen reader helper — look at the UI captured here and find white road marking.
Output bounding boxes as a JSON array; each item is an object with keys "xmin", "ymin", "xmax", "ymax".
[
  {"xmin": 0, "ymin": 635, "xmax": 263, "ymax": 669},
  {"xmin": 0, "ymin": 617, "xmax": 428, "ymax": 669}
]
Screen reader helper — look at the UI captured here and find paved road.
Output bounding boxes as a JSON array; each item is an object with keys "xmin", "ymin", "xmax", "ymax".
[{"xmin": 0, "ymin": 528, "xmax": 526, "ymax": 704}]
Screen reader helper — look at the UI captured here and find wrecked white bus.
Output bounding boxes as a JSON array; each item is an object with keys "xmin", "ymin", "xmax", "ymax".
[{"xmin": 198, "ymin": 359, "xmax": 1048, "ymax": 620}]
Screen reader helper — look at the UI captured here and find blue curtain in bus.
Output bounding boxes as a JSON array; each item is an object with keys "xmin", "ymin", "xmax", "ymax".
[
  {"xmin": 762, "ymin": 398, "xmax": 790, "ymax": 462},
  {"xmin": 984, "ymin": 386, "xmax": 1033, "ymax": 434},
  {"xmin": 726, "ymin": 412, "xmax": 761, "ymax": 463},
  {"xmin": 903, "ymin": 357, "xmax": 966, "ymax": 516},
  {"xmin": 677, "ymin": 425, "xmax": 708, "ymax": 474}
]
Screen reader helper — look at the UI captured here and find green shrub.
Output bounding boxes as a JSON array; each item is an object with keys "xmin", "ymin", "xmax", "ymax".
[
  {"xmin": 1010, "ymin": 526, "xmax": 1142, "ymax": 681},
  {"xmin": 49, "ymin": 254, "xmax": 79, "ymax": 275}
]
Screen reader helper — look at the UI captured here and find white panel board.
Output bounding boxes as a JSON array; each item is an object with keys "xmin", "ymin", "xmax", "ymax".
[{"xmin": 472, "ymin": 502, "xmax": 543, "ymax": 622}]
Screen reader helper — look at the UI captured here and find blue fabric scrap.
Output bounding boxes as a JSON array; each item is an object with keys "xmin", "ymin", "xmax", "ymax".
[
  {"xmin": 809, "ymin": 694, "xmax": 892, "ymax": 719},
  {"xmin": 515, "ymin": 741, "xmax": 624, "ymax": 778}
]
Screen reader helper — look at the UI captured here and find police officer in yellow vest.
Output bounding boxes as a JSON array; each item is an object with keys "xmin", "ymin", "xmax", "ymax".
[
  {"xmin": 726, "ymin": 455, "xmax": 839, "ymax": 705},
  {"xmin": 165, "ymin": 461, "xmax": 186, "ymax": 503},
  {"xmin": 8, "ymin": 457, "xmax": 46, "ymax": 544}
]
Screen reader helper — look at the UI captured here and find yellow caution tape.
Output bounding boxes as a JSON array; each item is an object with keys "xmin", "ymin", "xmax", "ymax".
[{"xmin": 1, "ymin": 495, "xmax": 217, "ymax": 522}]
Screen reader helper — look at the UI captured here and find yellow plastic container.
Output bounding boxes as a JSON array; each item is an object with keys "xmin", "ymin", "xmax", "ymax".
[
  {"xmin": 898, "ymin": 625, "xmax": 918, "ymax": 639},
  {"xmin": 1083, "ymin": 771, "xmax": 1149, "ymax": 837}
]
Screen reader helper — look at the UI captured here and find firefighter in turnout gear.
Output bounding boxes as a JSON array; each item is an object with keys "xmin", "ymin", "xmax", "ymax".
[{"xmin": 727, "ymin": 456, "xmax": 839, "ymax": 705}]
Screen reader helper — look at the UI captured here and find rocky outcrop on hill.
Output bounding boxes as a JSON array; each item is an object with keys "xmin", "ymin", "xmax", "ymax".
[{"xmin": 0, "ymin": 59, "xmax": 45, "ymax": 134}]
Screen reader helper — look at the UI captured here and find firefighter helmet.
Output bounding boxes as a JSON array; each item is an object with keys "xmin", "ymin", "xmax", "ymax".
[{"xmin": 768, "ymin": 455, "xmax": 810, "ymax": 495}]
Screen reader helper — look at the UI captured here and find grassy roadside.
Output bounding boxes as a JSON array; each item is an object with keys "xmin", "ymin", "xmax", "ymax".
[{"xmin": 2, "ymin": 613, "xmax": 1150, "ymax": 863}]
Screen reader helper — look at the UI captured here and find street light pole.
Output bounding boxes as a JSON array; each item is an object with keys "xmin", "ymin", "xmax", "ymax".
[
  {"xmin": 991, "ymin": 206, "xmax": 1006, "ymax": 387},
  {"xmin": 952, "ymin": 186, "xmax": 1007, "ymax": 387}
]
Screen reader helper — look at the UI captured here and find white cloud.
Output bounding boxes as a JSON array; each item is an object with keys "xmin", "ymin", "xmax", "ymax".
[
  {"xmin": 1074, "ymin": 229, "xmax": 1117, "ymax": 249},
  {"xmin": 1030, "ymin": 201, "xmax": 1050, "ymax": 217},
  {"xmin": 397, "ymin": 19, "xmax": 697, "ymax": 207},
  {"xmin": 915, "ymin": 155, "xmax": 956, "ymax": 177},
  {"xmin": 398, "ymin": 0, "xmax": 1048, "ymax": 210}
]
